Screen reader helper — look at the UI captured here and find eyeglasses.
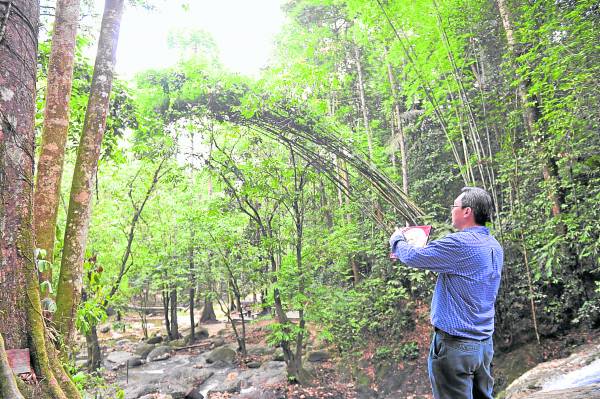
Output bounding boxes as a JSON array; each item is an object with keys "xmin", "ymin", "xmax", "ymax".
[{"xmin": 451, "ymin": 205, "xmax": 462, "ymax": 209}]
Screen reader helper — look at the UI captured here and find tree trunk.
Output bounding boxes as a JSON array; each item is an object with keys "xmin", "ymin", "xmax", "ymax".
[
  {"xmin": 385, "ymin": 58, "xmax": 409, "ymax": 195},
  {"xmin": 200, "ymin": 294, "xmax": 217, "ymax": 323},
  {"xmin": 189, "ymin": 245, "xmax": 196, "ymax": 342},
  {"xmin": 85, "ymin": 325, "xmax": 102, "ymax": 372},
  {"xmin": 353, "ymin": 45, "xmax": 373, "ymax": 161},
  {"xmin": 162, "ymin": 287, "xmax": 172, "ymax": 338},
  {"xmin": 0, "ymin": 2, "xmax": 77, "ymax": 397},
  {"xmin": 33, "ymin": 0, "xmax": 80, "ymax": 290},
  {"xmin": 495, "ymin": 0, "xmax": 562, "ymax": 217},
  {"xmin": 0, "ymin": 333, "xmax": 25, "ymax": 399},
  {"xmin": 169, "ymin": 287, "xmax": 180, "ymax": 340},
  {"xmin": 55, "ymin": 0, "xmax": 125, "ymax": 345}
]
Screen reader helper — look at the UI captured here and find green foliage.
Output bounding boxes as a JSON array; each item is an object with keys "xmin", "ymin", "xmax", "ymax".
[{"xmin": 46, "ymin": 0, "xmax": 598, "ymax": 368}]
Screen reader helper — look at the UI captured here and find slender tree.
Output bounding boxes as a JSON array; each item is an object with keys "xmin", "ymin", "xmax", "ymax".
[
  {"xmin": 55, "ymin": 0, "xmax": 125, "ymax": 345},
  {"xmin": 34, "ymin": 0, "xmax": 80, "ymax": 287}
]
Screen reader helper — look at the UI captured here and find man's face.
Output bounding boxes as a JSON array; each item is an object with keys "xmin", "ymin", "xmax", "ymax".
[{"xmin": 451, "ymin": 193, "xmax": 466, "ymax": 230}]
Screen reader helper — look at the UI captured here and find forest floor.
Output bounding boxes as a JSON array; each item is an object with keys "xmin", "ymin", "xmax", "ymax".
[{"xmin": 91, "ymin": 308, "xmax": 599, "ymax": 399}]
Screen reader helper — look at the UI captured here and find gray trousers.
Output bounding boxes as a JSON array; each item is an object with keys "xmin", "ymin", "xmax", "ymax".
[{"xmin": 428, "ymin": 329, "xmax": 494, "ymax": 399}]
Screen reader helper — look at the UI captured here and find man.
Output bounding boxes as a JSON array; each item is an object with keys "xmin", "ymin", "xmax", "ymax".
[{"xmin": 389, "ymin": 187, "xmax": 503, "ymax": 399}]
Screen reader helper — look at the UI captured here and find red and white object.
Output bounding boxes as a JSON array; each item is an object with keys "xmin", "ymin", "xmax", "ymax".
[{"xmin": 402, "ymin": 225, "xmax": 433, "ymax": 248}]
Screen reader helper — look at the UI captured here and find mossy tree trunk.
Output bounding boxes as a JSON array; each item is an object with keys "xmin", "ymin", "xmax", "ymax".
[
  {"xmin": 33, "ymin": 0, "xmax": 80, "ymax": 290},
  {"xmin": 55, "ymin": 0, "xmax": 125, "ymax": 346},
  {"xmin": 0, "ymin": 2, "xmax": 75, "ymax": 397}
]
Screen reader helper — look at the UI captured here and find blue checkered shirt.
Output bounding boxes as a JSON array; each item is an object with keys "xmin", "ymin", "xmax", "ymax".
[{"xmin": 391, "ymin": 226, "xmax": 503, "ymax": 340}]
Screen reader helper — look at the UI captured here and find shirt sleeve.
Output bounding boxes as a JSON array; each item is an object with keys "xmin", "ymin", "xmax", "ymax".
[{"xmin": 392, "ymin": 234, "xmax": 464, "ymax": 273}]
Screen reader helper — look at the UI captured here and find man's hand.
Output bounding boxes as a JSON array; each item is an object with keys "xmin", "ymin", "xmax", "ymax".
[{"xmin": 389, "ymin": 227, "xmax": 408, "ymax": 252}]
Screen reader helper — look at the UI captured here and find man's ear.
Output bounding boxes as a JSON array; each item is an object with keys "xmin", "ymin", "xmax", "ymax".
[{"xmin": 464, "ymin": 207, "xmax": 473, "ymax": 218}]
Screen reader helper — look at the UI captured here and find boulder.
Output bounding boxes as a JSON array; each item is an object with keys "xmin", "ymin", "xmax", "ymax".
[
  {"xmin": 210, "ymin": 337, "xmax": 226, "ymax": 348},
  {"xmin": 127, "ymin": 356, "xmax": 143, "ymax": 368},
  {"xmin": 245, "ymin": 361, "xmax": 287, "ymax": 386},
  {"xmin": 147, "ymin": 346, "xmax": 172, "ymax": 362},
  {"xmin": 184, "ymin": 387, "xmax": 204, "ymax": 399},
  {"xmin": 246, "ymin": 361, "xmax": 262, "ymax": 369},
  {"xmin": 100, "ymin": 325, "xmax": 110, "ymax": 334},
  {"xmin": 106, "ymin": 351, "xmax": 135, "ymax": 366},
  {"xmin": 504, "ymin": 343, "xmax": 600, "ymax": 399},
  {"xmin": 237, "ymin": 387, "xmax": 285, "ymax": 399},
  {"xmin": 147, "ymin": 336, "xmax": 163, "ymax": 345},
  {"xmin": 207, "ymin": 372, "xmax": 241, "ymax": 395},
  {"xmin": 139, "ymin": 394, "xmax": 172, "ymax": 399},
  {"xmin": 247, "ymin": 344, "xmax": 275, "ymax": 356},
  {"xmin": 194, "ymin": 327, "xmax": 209, "ymax": 340},
  {"xmin": 135, "ymin": 342, "xmax": 155, "ymax": 359},
  {"xmin": 116, "ymin": 338, "xmax": 131, "ymax": 347},
  {"xmin": 169, "ymin": 338, "xmax": 187, "ymax": 348},
  {"xmin": 206, "ymin": 346, "xmax": 237, "ymax": 364},
  {"xmin": 272, "ymin": 348, "xmax": 285, "ymax": 361},
  {"xmin": 125, "ymin": 382, "xmax": 159, "ymax": 399},
  {"xmin": 307, "ymin": 350, "xmax": 330, "ymax": 362}
]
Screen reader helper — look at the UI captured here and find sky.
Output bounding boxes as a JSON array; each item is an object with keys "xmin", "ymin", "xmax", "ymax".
[{"xmin": 102, "ymin": 0, "xmax": 286, "ymax": 78}]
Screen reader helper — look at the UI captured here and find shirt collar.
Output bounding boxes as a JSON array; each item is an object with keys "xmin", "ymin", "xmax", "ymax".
[{"xmin": 462, "ymin": 226, "xmax": 490, "ymax": 235}]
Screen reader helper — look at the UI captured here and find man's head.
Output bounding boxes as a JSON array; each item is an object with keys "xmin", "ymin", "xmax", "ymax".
[{"xmin": 451, "ymin": 187, "xmax": 494, "ymax": 230}]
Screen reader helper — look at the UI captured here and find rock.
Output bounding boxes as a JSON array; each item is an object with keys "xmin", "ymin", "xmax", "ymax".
[
  {"xmin": 307, "ymin": 350, "xmax": 330, "ymax": 362},
  {"xmin": 505, "ymin": 343, "xmax": 600, "ymax": 399},
  {"xmin": 246, "ymin": 361, "xmax": 262, "ymax": 369},
  {"xmin": 206, "ymin": 346, "xmax": 237, "ymax": 364},
  {"xmin": 184, "ymin": 387, "xmax": 204, "ymax": 399},
  {"xmin": 147, "ymin": 336, "xmax": 163, "ymax": 345},
  {"xmin": 518, "ymin": 384, "xmax": 600, "ymax": 398},
  {"xmin": 169, "ymin": 338, "xmax": 187, "ymax": 348},
  {"xmin": 237, "ymin": 387, "xmax": 285, "ymax": 399},
  {"xmin": 106, "ymin": 351, "xmax": 135, "ymax": 366},
  {"xmin": 139, "ymin": 394, "xmax": 172, "ymax": 399},
  {"xmin": 116, "ymin": 338, "xmax": 131, "ymax": 347},
  {"xmin": 194, "ymin": 327, "xmax": 209, "ymax": 340},
  {"xmin": 244, "ymin": 361, "xmax": 287, "ymax": 386},
  {"xmin": 100, "ymin": 325, "xmax": 110, "ymax": 333},
  {"xmin": 207, "ymin": 372, "xmax": 241, "ymax": 395},
  {"xmin": 147, "ymin": 346, "xmax": 172, "ymax": 362},
  {"xmin": 125, "ymin": 382, "xmax": 159, "ymax": 399},
  {"xmin": 210, "ymin": 337, "xmax": 226, "ymax": 348},
  {"xmin": 127, "ymin": 356, "xmax": 143, "ymax": 367},
  {"xmin": 247, "ymin": 344, "xmax": 275, "ymax": 356},
  {"xmin": 135, "ymin": 342, "xmax": 156, "ymax": 359},
  {"xmin": 272, "ymin": 348, "xmax": 285, "ymax": 361}
]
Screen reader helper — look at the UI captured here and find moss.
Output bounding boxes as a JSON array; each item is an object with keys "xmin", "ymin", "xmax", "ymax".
[{"xmin": 19, "ymin": 213, "xmax": 73, "ymax": 399}]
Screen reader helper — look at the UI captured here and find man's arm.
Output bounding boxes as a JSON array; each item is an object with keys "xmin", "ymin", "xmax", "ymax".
[{"xmin": 390, "ymin": 232, "xmax": 463, "ymax": 273}]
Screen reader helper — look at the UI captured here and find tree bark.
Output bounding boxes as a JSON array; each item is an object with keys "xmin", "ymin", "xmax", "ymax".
[
  {"xmin": 0, "ymin": 2, "xmax": 76, "ymax": 397},
  {"xmin": 162, "ymin": 285, "xmax": 171, "ymax": 339},
  {"xmin": 55, "ymin": 0, "xmax": 124, "ymax": 345},
  {"xmin": 0, "ymin": 333, "xmax": 25, "ymax": 399},
  {"xmin": 200, "ymin": 293, "xmax": 217, "ymax": 323},
  {"xmin": 33, "ymin": 0, "xmax": 80, "ymax": 288},
  {"xmin": 189, "ymin": 243, "xmax": 196, "ymax": 342},
  {"xmin": 85, "ymin": 325, "xmax": 101, "ymax": 371},
  {"xmin": 169, "ymin": 287, "xmax": 180, "ymax": 340}
]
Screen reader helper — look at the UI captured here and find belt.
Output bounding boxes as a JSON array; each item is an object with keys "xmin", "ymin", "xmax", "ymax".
[{"xmin": 434, "ymin": 327, "xmax": 489, "ymax": 342}]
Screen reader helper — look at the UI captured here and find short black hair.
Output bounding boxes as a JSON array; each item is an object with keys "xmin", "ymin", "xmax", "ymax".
[{"xmin": 460, "ymin": 187, "xmax": 494, "ymax": 225}]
